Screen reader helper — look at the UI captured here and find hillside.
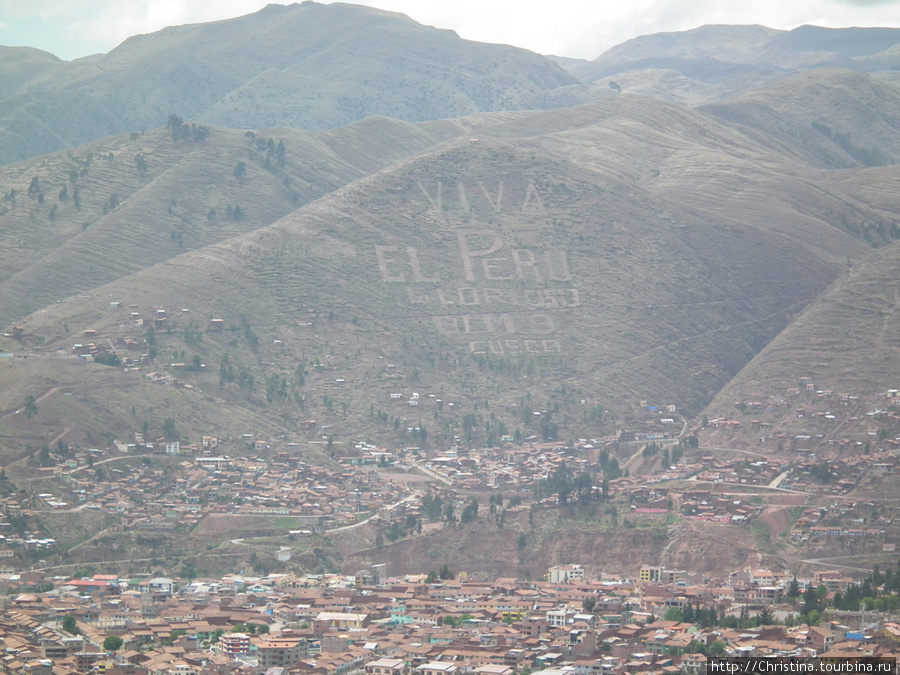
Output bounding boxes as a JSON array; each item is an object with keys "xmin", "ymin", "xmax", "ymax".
[
  {"xmin": 0, "ymin": 116, "xmax": 484, "ymax": 327},
  {"xmin": 700, "ymin": 70, "xmax": 900, "ymax": 170},
  {"xmin": 2, "ymin": 89, "xmax": 897, "ymax": 458},
  {"xmin": 565, "ymin": 24, "xmax": 900, "ymax": 105},
  {"xmin": 4, "ymin": 16, "xmax": 900, "ymax": 578},
  {"xmin": 703, "ymin": 203, "xmax": 900, "ymax": 425},
  {"xmin": 0, "ymin": 2, "xmax": 575, "ymax": 166}
]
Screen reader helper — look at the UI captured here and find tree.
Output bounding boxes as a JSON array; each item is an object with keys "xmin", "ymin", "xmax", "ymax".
[
  {"xmin": 135, "ymin": 153, "xmax": 148, "ymax": 173},
  {"xmin": 802, "ymin": 586, "xmax": 819, "ymax": 615},
  {"xmin": 234, "ymin": 161, "xmax": 247, "ymax": 179},
  {"xmin": 787, "ymin": 576, "xmax": 801, "ymax": 600},
  {"xmin": 439, "ymin": 564, "xmax": 455, "ymax": 580},
  {"xmin": 516, "ymin": 532, "xmax": 528, "ymax": 559},
  {"xmin": 37, "ymin": 444, "xmax": 51, "ymax": 466},
  {"xmin": 664, "ymin": 607, "xmax": 684, "ymax": 622},
  {"xmin": 423, "ymin": 494, "xmax": 443, "ymax": 521},
  {"xmin": 23, "ymin": 396, "xmax": 38, "ymax": 420},
  {"xmin": 62, "ymin": 614, "xmax": 78, "ymax": 634},
  {"xmin": 707, "ymin": 640, "xmax": 727, "ymax": 657},
  {"xmin": 163, "ymin": 418, "xmax": 177, "ymax": 439},
  {"xmin": 179, "ymin": 560, "xmax": 198, "ymax": 579},
  {"xmin": 756, "ymin": 606, "xmax": 773, "ymax": 626},
  {"xmin": 103, "ymin": 635, "xmax": 124, "ymax": 652},
  {"xmin": 460, "ymin": 496, "xmax": 479, "ymax": 524},
  {"xmin": 582, "ymin": 595, "xmax": 597, "ymax": 614}
]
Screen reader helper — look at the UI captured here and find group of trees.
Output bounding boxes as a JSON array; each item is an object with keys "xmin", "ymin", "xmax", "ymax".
[
  {"xmin": 597, "ymin": 448, "xmax": 622, "ymax": 480},
  {"xmin": 808, "ymin": 461, "xmax": 833, "ymax": 484},
  {"xmin": 93, "ymin": 351, "xmax": 121, "ymax": 366},
  {"xmin": 425, "ymin": 564, "xmax": 455, "ymax": 582},
  {"xmin": 167, "ymin": 114, "xmax": 209, "ymax": 143},
  {"xmin": 246, "ymin": 132, "xmax": 287, "ymax": 168},
  {"xmin": 377, "ymin": 514, "xmax": 421, "ymax": 546},
  {"xmin": 23, "ymin": 395, "xmax": 38, "ymax": 420},
  {"xmin": 220, "ymin": 354, "xmax": 254, "ymax": 389},
  {"xmin": 422, "ymin": 493, "xmax": 444, "ymax": 521},
  {"xmin": 824, "ymin": 564, "xmax": 900, "ymax": 612},
  {"xmin": 266, "ymin": 374, "xmax": 288, "ymax": 403},
  {"xmin": 27, "ymin": 176, "xmax": 44, "ymax": 204},
  {"xmin": 663, "ymin": 604, "xmax": 723, "ymax": 627},
  {"xmin": 533, "ymin": 461, "xmax": 607, "ymax": 506},
  {"xmin": 101, "ymin": 193, "xmax": 119, "ymax": 214},
  {"xmin": 459, "ymin": 496, "xmax": 479, "ymax": 524}
]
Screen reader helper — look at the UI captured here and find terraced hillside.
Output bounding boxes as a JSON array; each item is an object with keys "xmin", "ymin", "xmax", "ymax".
[
  {"xmin": 0, "ymin": 116, "xmax": 492, "ymax": 326},
  {"xmin": 2, "ymin": 83, "xmax": 897, "ymax": 457}
]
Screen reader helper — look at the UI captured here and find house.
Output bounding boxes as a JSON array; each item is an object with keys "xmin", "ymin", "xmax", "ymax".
[
  {"xmin": 257, "ymin": 636, "xmax": 308, "ymax": 669},
  {"xmin": 366, "ymin": 658, "xmax": 407, "ymax": 675},
  {"xmin": 315, "ymin": 612, "xmax": 369, "ymax": 629},
  {"xmin": 220, "ymin": 632, "xmax": 251, "ymax": 658},
  {"xmin": 145, "ymin": 577, "xmax": 174, "ymax": 598},
  {"xmin": 416, "ymin": 662, "xmax": 458, "ymax": 675},
  {"xmin": 549, "ymin": 565, "xmax": 585, "ymax": 584}
]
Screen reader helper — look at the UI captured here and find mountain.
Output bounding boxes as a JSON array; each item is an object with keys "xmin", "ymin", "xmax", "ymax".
[
  {"xmin": 4, "ymin": 14, "xmax": 900, "ymax": 578},
  {"xmin": 0, "ymin": 2, "xmax": 575, "ymax": 167},
  {"xmin": 702, "ymin": 166, "xmax": 900, "ymax": 418},
  {"xmin": 564, "ymin": 24, "xmax": 900, "ymax": 105},
  {"xmin": 0, "ymin": 10, "xmax": 898, "ymax": 456},
  {"xmin": 2, "ymin": 77, "xmax": 897, "ymax": 456},
  {"xmin": 700, "ymin": 70, "xmax": 900, "ymax": 169},
  {"xmin": 5, "ymin": 7, "xmax": 900, "ymax": 171}
]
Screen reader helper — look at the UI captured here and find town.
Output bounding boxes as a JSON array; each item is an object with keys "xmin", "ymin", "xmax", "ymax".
[{"xmin": 2, "ymin": 561, "xmax": 900, "ymax": 674}]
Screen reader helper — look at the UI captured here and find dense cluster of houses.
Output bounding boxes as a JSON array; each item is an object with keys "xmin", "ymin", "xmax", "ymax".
[
  {"xmin": 1, "ymin": 565, "xmax": 900, "ymax": 675},
  {"xmin": 10, "ymin": 422, "xmax": 900, "ymax": 570}
]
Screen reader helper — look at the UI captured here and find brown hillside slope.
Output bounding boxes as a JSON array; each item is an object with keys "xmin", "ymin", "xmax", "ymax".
[
  {"xmin": 704, "ymin": 215, "xmax": 900, "ymax": 423},
  {"xmin": 2, "ymin": 96, "xmax": 890, "ymax": 454},
  {"xmin": 0, "ymin": 117, "xmax": 479, "ymax": 327}
]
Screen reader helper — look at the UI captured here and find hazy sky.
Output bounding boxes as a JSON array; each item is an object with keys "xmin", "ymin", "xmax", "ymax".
[{"xmin": 2, "ymin": 0, "xmax": 900, "ymax": 61}]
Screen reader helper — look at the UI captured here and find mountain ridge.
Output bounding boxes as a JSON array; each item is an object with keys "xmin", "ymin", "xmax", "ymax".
[{"xmin": 0, "ymin": 2, "xmax": 575, "ymax": 166}]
